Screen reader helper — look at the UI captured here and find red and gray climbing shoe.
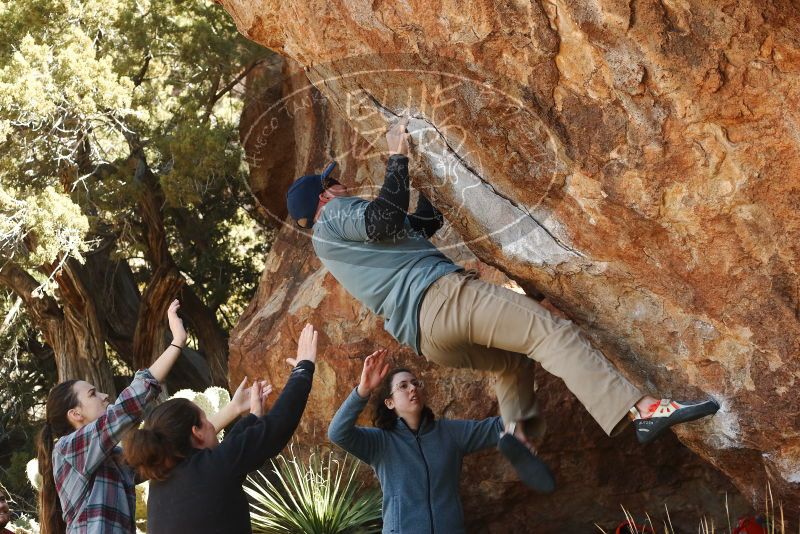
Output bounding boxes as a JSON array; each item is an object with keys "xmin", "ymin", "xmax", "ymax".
[{"xmin": 632, "ymin": 399, "xmax": 719, "ymax": 444}]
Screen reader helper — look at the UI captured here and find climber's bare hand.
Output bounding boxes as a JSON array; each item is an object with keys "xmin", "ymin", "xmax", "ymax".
[{"xmin": 386, "ymin": 115, "xmax": 410, "ymax": 156}]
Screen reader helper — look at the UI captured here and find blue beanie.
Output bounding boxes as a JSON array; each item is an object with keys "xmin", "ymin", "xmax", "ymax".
[{"xmin": 286, "ymin": 162, "xmax": 337, "ymax": 226}]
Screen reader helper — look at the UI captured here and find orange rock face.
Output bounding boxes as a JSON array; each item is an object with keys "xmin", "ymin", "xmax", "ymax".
[
  {"xmin": 225, "ymin": 0, "xmax": 800, "ymax": 525},
  {"xmin": 232, "ymin": 59, "xmax": 753, "ymax": 530}
]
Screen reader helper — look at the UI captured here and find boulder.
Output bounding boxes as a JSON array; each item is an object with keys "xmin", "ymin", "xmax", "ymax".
[
  {"xmin": 230, "ymin": 57, "xmax": 756, "ymax": 530},
  {"xmin": 219, "ymin": 1, "xmax": 800, "ymax": 513}
]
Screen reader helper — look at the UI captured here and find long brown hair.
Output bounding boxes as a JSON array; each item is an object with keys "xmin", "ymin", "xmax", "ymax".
[
  {"xmin": 123, "ymin": 398, "xmax": 202, "ymax": 481},
  {"xmin": 37, "ymin": 380, "xmax": 79, "ymax": 534},
  {"xmin": 371, "ymin": 368, "xmax": 434, "ymax": 430}
]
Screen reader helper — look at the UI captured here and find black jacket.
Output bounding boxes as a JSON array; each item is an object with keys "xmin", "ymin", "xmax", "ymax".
[
  {"xmin": 146, "ymin": 360, "xmax": 315, "ymax": 534},
  {"xmin": 365, "ymin": 154, "xmax": 444, "ymax": 240}
]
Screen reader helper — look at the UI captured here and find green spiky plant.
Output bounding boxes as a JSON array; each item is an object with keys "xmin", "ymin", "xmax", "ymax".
[{"xmin": 244, "ymin": 446, "xmax": 382, "ymax": 534}]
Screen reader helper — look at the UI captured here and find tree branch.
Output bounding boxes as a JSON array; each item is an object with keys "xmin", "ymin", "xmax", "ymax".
[
  {"xmin": 132, "ymin": 52, "xmax": 153, "ymax": 87},
  {"xmin": 203, "ymin": 59, "xmax": 269, "ymax": 120},
  {"xmin": 201, "ymin": 71, "xmax": 223, "ymax": 123},
  {"xmin": 0, "ymin": 261, "xmax": 62, "ymax": 328},
  {"xmin": 0, "ymin": 260, "xmax": 116, "ymax": 394},
  {"xmin": 121, "ymin": 141, "xmax": 230, "ymax": 387}
]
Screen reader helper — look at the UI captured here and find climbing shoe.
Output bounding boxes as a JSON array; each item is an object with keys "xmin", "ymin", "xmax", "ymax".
[
  {"xmin": 497, "ymin": 433, "xmax": 556, "ymax": 493},
  {"xmin": 633, "ymin": 398, "xmax": 720, "ymax": 444}
]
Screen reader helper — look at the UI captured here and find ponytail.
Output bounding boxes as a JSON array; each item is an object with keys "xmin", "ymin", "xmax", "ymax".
[
  {"xmin": 38, "ymin": 380, "xmax": 79, "ymax": 534},
  {"xmin": 124, "ymin": 398, "xmax": 201, "ymax": 481}
]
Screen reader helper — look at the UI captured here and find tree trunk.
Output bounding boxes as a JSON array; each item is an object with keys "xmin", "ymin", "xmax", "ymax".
[
  {"xmin": 130, "ymin": 262, "xmax": 216, "ymax": 392},
  {"xmin": 179, "ymin": 285, "xmax": 229, "ymax": 387},
  {"xmin": 75, "ymin": 239, "xmax": 141, "ymax": 367},
  {"xmin": 0, "ymin": 262, "xmax": 116, "ymax": 395},
  {"xmin": 76, "ymin": 238, "xmax": 213, "ymax": 391},
  {"xmin": 134, "ymin": 157, "xmax": 230, "ymax": 387},
  {"xmin": 131, "ymin": 264, "xmax": 183, "ymax": 375},
  {"xmin": 52, "ymin": 260, "xmax": 116, "ymax": 394}
]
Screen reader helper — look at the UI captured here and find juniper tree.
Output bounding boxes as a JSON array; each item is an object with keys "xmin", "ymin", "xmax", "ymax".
[{"xmin": 0, "ymin": 0, "xmax": 272, "ymax": 395}]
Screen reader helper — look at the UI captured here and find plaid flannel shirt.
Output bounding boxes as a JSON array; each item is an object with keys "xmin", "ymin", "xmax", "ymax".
[{"xmin": 53, "ymin": 369, "xmax": 161, "ymax": 534}]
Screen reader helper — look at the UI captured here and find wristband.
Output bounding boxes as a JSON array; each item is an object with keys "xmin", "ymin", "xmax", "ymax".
[{"xmin": 170, "ymin": 343, "xmax": 183, "ymax": 350}]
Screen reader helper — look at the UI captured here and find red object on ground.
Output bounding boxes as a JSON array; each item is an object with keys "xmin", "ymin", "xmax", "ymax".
[
  {"xmin": 733, "ymin": 516, "xmax": 767, "ymax": 534},
  {"xmin": 614, "ymin": 520, "xmax": 655, "ymax": 533}
]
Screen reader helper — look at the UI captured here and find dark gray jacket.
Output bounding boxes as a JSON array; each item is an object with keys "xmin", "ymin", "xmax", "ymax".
[{"xmin": 328, "ymin": 387, "xmax": 504, "ymax": 534}]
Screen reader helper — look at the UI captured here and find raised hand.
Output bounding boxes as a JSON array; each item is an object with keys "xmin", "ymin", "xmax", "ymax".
[
  {"xmin": 285, "ymin": 323, "xmax": 318, "ymax": 368},
  {"xmin": 357, "ymin": 349, "xmax": 390, "ymax": 398},
  {"xmin": 149, "ymin": 299, "xmax": 187, "ymax": 382},
  {"xmin": 249, "ymin": 380, "xmax": 273, "ymax": 417},
  {"xmin": 386, "ymin": 115, "xmax": 410, "ymax": 156},
  {"xmin": 167, "ymin": 299, "xmax": 187, "ymax": 347},
  {"xmin": 229, "ymin": 376, "xmax": 251, "ymax": 416}
]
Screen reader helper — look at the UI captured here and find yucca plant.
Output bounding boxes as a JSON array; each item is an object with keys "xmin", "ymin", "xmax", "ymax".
[{"xmin": 244, "ymin": 445, "xmax": 382, "ymax": 534}]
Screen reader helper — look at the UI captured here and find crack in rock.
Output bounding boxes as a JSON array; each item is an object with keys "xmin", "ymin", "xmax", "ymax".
[{"xmin": 361, "ymin": 91, "xmax": 583, "ymax": 267}]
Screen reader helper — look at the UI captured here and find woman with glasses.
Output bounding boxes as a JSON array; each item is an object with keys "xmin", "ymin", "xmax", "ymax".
[{"xmin": 328, "ymin": 349, "xmax": 511, "ymax": 534}]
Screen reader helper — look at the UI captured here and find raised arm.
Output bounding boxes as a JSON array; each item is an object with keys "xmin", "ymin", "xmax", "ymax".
[
  {"xmin": 57, "ymin": 370, "xmax": 162, "ymax": 477},
  {"xmin": 57, "ymin": 300, "xmax": 186, "ymax": 476},
  {"xmin": 364, "ymin": 117, "xmax": 412, "ymax": 241},
  {"xmin": 365, "ymin": 157, "xmax": 411, "ymax": 240},
  {"xmin": 443, "ymin": 416, "xmax": 505, "ymax": 454},
  {"xmin": 328, "ymin": 350, "xmax": 389, "ymax": 464},
  {"xmin": 407, "ymin": 193, "xmax": 444, "ymax": 238},
  {"xmin": 216, "ymin": 324, "xmax": 318, "ymax": 475},
  {"xmin": 318, "ymin": 117, "xmax": 441, "ymax": 243},
  {"xmin": 207, "ymin": 377, "xmax": 267, "ymax": 434},
  {"xmin": 148, "ymin": 299, "xmax": 187, "ymax": 382}
]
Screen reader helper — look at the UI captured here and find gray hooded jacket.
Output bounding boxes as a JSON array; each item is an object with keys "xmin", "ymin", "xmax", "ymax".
[{"xmin": 328, "ymin": 387, "xmax": 504, "ymax": 534}]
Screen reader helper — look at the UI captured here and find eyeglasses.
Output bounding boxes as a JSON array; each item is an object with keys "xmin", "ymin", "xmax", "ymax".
[{"xmin": 388, "ymin": 379, "xmax": 424, "ymax": 397}]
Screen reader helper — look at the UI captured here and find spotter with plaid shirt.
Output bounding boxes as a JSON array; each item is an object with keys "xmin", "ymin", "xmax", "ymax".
[{"xmin": 37, "ymin": 300, "xmax": 187, "ymax": 534}]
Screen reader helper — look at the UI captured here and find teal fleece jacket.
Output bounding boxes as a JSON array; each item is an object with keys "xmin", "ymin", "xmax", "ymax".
[{"xmin": 328, "ymin": 387, "xmax": 504, "ymax": 534}]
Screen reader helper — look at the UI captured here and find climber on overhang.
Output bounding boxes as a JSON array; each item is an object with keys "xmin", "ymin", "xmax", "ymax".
[{"xmin": 285, "ymin": 115, "xmax": 720, "ymax": 493}]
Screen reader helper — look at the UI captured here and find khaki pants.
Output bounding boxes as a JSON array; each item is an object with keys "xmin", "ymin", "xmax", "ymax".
[{"xmin": 418, "ymin": 272, "xmax": 642, "ymax": 438}]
